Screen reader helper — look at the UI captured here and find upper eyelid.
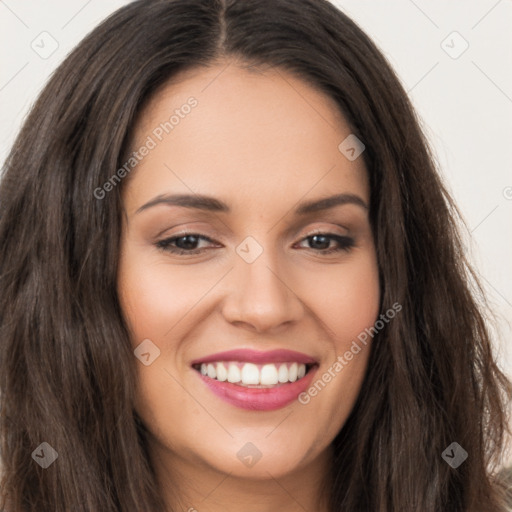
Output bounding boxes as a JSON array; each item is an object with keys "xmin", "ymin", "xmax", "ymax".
[
  {"xmin": 148, "ymin": 209, "xmax": 363, "ymax": 239},
  {"xmin": 159, "ymin": 221, "xmax": 351, "ymax": 241}
]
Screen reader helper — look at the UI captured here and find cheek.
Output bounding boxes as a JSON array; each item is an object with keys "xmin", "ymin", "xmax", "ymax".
[
  {"xmin": 117, "ymin": 254, "xmax": 218, "ymax": 343},
  {"xmin": 301, "ymin": 251, "xmax": 380, "ymax": 344},
  {"xmin": 294, "ymin": 251, "xmax": 379, "ymax": 428}
]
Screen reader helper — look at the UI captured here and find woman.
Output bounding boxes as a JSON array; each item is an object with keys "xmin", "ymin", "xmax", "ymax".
[{"xmin": 0, "ymin": 0, "xmax": 510, "ymax": 510}]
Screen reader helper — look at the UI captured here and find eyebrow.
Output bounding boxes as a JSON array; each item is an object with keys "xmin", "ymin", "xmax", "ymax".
[{"xmin": 135, "ymin": 192, "xmax": 368, "ymax": 215}]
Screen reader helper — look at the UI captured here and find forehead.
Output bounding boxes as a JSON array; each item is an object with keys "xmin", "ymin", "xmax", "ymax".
[{"xmin": 123, "ymin": 62, "xmax": 369, "ymax": 214}]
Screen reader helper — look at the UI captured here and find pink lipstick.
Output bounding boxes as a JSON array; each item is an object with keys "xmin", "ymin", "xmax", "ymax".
[{"xmin": 191, "ymin": 349, "xmax": 318, "ymax": 411}]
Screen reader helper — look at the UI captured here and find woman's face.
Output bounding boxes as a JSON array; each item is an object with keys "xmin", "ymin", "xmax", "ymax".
[{"xmin": 118, "ymin": 62, "xmax": 380, "ymax": 482}]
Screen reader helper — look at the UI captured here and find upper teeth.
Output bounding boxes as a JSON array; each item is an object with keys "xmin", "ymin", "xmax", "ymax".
[{"xmin": 198, "ymin": 362, "xmax": 307, "ymax": 386}]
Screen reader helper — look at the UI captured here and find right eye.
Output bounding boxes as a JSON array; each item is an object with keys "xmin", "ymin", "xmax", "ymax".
[{"xmin": 155, "ymin": 233, "xmax": 220, "ymax": 255}]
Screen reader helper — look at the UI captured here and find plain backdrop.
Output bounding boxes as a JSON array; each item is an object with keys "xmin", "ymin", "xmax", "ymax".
[{"xmin": 0, "ymin": 1, "xmax": 511, "ymax": 387}]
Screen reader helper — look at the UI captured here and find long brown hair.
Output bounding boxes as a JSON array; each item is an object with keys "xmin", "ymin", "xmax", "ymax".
[{"xmin": 1, "ymin": 1, "xmax": 510, "ymax": 510}]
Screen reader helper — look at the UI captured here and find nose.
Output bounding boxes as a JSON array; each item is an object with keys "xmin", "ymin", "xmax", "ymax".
[{"xmin": 220, "ymin": 248, "xmax": 305, "ymax": 334}]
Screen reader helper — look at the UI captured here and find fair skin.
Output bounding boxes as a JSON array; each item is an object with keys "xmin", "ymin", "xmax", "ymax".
[{"xmin": 117, "ymin": 60, "xmax": 380, "ymax": 512}]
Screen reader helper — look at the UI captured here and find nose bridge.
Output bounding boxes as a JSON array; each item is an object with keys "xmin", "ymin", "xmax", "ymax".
[{"xmin": 221, "ymin": 235, "xmax": 303, "ymax": 332}]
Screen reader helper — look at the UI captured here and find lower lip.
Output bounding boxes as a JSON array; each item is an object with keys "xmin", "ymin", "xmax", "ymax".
[{"xmin": 194, "ymin": 366, "xmax": 318, "ymax": 411}]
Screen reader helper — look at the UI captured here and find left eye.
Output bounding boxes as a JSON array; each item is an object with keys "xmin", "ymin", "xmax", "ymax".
[
  {"xmin": 155, "ymin": 232, "xmax": 355, "ymax": 255},
  {"xmin": 296, "ymin": 233, "xmax": 355, "ymax": 253}
]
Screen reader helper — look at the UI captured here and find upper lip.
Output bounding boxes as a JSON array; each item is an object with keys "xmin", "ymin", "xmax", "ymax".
[{"xmin": 190, "ymin": 349, "xmax": 318, "ymax": 366}]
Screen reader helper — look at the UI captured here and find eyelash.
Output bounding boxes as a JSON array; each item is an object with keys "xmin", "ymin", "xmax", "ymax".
[{"xmin": 155, "ymin": 231, "xmax": 355, "ymax": 256}]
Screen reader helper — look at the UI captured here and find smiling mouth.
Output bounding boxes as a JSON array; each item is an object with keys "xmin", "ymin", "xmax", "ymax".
[{"xmin": 191, "ymin": 361, "xmax": 317, "ymax": 388}]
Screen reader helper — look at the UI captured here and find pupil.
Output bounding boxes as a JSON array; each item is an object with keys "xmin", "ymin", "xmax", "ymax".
[
  {"xmin": 176, "ymin": 235, "xmax": 198, "ymax": 250},
  {"xmin": 310, "ymin": 234, "xmax": 329, "ymax": 249}
]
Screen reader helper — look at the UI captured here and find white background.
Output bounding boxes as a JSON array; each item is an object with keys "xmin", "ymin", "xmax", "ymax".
[{"xmin": 1, "ymin": 1, "xmax": 511, "ymax": 403}]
